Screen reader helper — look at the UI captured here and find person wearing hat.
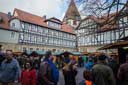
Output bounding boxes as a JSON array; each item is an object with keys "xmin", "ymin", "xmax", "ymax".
[{"xmin": 92, "ymin": 54, "xmax": 116, "ymax": 85}]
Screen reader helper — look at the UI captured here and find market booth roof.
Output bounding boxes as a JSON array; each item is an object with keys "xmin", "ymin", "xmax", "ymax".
[
  {"xmin": 60, "ymin": 51, "xmax": 83, "ymax": 56},
  {"xmin": 22, "ymin": 50, "xmax": 46, "ymax": 56},
  {"xmin": 98, "ymin": 40, "xmax": 128, "ymax": 50},
  {"xmin": 52, "ymin": 51, "xmax": 63, "ymax": 56}
]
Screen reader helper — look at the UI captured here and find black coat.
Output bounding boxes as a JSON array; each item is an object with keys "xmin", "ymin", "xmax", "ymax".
[{"xmin": 63, "ymin": 68, "xmax": 77, "ymax": 85}]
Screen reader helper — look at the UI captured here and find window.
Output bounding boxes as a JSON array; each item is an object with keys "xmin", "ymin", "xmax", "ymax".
[
  {"xmin": 36, "ymin": 48, "xmax": 39, "ymax": 51},
  {"xmin": 44, "ymin": 29, "xmax": 48, "ymax": 34},
  {"xmin": 30, "ymin": 48, "xmax": 33, "ymax": 52},
  {"xmin": 31, "ymin": 35, "xmax": 36, "ymax": 42},
  {"xmin": 11, "ymin": 32, "xmax": 15, "ymax": 38},
  {"xmin": 21, "ymin": 22, "xmax": 25, "ymax": 28},
  {"xmin": 20, "ymin": 33, "xmax": 23, "ymax": 40},
  {"xmin": 42, "ymin": 49, "xmax": 44, "ymax": 51},
  {"xmin": 37, "ymin": 26, "xmax": 42, "ymax": 33},
  {"xmin": 24, "ymin": 23, "xmax": 29, "ymax": 31},
  {"xmin": 73, "ymin": 21, "xmax": 77, "ymax": 25},
  {"xmin": 52, "ymin": 49, "xmax": 56, "ymax": 52},
  {"xmin": 48, "ymin": 30, "xmax": 52, "ymax": 35},
  {"xmin": 12, "ymin": 23, "xmax": 15, "ymax": 27},
  {"xmin": 48, "ymin": 21, "xmax": 61, "ymax": 29},
  {"xmin": 37, "ymin": 36, "xmax": 42, "ymax": 43},
  {"xmin": 31, "ymin": 25, "xmax": 36, "ymax": 32},
  {"xmin": 23, "ymin": 47, "xmax": 27, "ymax": 52},
  {"xmin": 124, "ymin": 17, "xmax": 127, "ymax": 22}
]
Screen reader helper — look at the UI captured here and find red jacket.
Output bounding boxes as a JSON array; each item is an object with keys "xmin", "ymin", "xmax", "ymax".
[{"xmin": 21, "ymin": 69, "xmax": 37, "ymax": 85}]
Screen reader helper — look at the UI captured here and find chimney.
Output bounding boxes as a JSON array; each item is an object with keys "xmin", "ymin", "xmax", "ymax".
[
  {"xmin": 43, "ymin": 15, "xmax": 46, "ymax": 20},
  {"xmin": 7, "ymin": 12, "xmax": 12, "ymax": 19}
]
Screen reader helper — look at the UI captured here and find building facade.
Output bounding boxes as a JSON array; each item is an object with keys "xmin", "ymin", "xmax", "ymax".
[
  {"xmin": 0, "ymin": 8, "xmax": 77, "ymax": 52},
  {"xmin": 76, "ymin": 10, "xmax": 128, "ymax": 52},
  {"xmin": 0, "ymin": 12, "xmax": 21, "ymax": 52}
]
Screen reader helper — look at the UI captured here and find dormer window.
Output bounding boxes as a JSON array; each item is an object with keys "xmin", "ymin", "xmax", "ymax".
[
  {"xmin": 46, "ymin": 17, "xmax": 62, "ymax": 29},
  {"xmin": 48, "ymin": 21, "xmax": 61, "ymax": 29}
]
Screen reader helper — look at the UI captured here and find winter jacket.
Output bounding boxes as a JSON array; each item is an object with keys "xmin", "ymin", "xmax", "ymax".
[
  {"xmin": 63, "ymin": 67, "xmax": 77, "ymax": 85},
  {"xmin": 38, "ymin": 59, "xmax": 53, "ymax": 85},
  {"xmin": 0, "ymin": 58, "xmax": 20, "ymax": 82},
  {"xmin": 21, "ymin": 69, "xmax": 37, "ymax": 85},
  {"xmin": 92, "ymin": 63, "xmax": 116, "ymax": 85}
]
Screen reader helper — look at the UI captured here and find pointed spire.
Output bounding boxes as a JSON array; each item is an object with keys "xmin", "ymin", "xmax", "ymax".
[{"xmin": 63, "ymin": 0, "xmax": 81, "ymax": 21}]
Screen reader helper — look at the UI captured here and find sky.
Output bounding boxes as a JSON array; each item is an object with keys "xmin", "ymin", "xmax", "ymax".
[{"xmin": 0, "ymin": 0, "xmax": 71, "ymax": 20}]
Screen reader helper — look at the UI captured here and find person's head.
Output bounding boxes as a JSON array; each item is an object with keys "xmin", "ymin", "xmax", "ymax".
[
  {"xmin": 83, "ymin": 70, "xmax": 92, "ymax": 81},
  {"xmin": 88, "ymin": 58, "xmax": 93, "ymax": 62},
  {"xmin": 6, "ymin": 50, "xmax": 13, "ymax": 60},
  {"xmin": 45, "ymin": 51, "xmax": 52, "ymax": 59},
  {"xmin": 98, "ymin": 54, "xmax": 107, "ymax": 63},
  {"xmin": 24, "ymin": 61, "xmax": 33, "ymax": 69}
]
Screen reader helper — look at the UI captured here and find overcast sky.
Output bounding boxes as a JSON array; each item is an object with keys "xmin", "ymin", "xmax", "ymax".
[{"xmin": 0, "ymin": 0, "xmax": 70, "ymax": 20}]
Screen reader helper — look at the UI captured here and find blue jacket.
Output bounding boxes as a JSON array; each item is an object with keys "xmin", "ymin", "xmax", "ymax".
[
  {"xmin": 0, "ymin": 58, "xmax": 20, "ymax": 82},
  {"xmin": 44, "ymin": 59, "xmax": 59, "ymax": 83}
]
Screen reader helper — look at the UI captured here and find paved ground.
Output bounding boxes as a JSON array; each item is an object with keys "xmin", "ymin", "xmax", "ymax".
[{"xmin": 58, "ymin": 67, "xmax": 85, "ymax": 85}]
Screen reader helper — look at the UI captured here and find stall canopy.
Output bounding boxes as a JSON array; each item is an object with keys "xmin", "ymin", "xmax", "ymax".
[
  {"xmin": 22, "ymin": 50, "xmax": 46, "ymax": 56},
  {"xmin": 98, "ymin": 41, "xmax": 128, "ymax": 50},
  {"xmin": 36, "ymin": 50, "xmax": 46, "ymax": 55},
  {"xmin": 60, "ymin": 51, "xmax": 83, "ymax": 56},
  {"xmin": 52, "ymin": 51, "xmax": 63, "ymax": 56},
  {"xmin": 22, "ymin": 51, "xmax": 32, "ymax": 56}
]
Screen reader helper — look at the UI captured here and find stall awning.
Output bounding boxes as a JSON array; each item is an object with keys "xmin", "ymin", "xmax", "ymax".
[
  {"xmin": 52, "ymin": 51, "xmax": 63, "ymax": 56},
  {"xmin": 98, "ymin": 40, "xmax": 128, "ymax": 50},
  {"xmin": 60, "ymin": 51, "xmax": 82, "ymax": 56},
  {"xmin": 36, "ymin": 50, "xmax": 46, "ymax": 55}
]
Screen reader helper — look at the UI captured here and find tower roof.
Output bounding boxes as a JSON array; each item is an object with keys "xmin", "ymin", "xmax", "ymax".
[{"xmin": 63, "ymin": 0, "xmax": 81, "ymax": 21}]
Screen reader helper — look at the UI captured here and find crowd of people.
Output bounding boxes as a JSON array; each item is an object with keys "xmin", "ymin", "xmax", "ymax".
[{"xmin": 0, "ymin": 50, "xmax": 128, "ymax": 85}]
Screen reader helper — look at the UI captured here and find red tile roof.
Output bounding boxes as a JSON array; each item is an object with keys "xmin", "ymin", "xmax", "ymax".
[
  {"xmin": 61, "ymin": 23, "xmax": 75, "ymax": 34},
  {"xmin": 12, "ymin": 8, "xmax": 75, "ymax": 34},
  {"xmin": 0, "ymin": 12, "xmax": 9, "ymax": 29},
  {"xmin": 13, "ymin": 8, "xmax": 47, "ymax": 27}
]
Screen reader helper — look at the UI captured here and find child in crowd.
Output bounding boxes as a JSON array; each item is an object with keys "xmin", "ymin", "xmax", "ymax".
[
  {"xmin": 20, "ymin": 61, "xmax": 37, "ymax": 85},
  {"xmin": 79, "ymin": 70, "xmax": 95, "ymax": 85}
]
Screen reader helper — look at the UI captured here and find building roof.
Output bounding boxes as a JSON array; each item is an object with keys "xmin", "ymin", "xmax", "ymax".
[
  {"xmin": 45, "ymin": 17, "xmax": 62, "ymax": 24},
  {"xmin": 13, "ymin": 8, "xmax": 47, "ymax": 27},
  {"xmin": 0, "ymin": 12, "xmax": 9, "ymax": 29},
  {"xmin": 61, "ymin": 23, "xmax": 75, "ymax": 33},
  {"xmin": 63, "ymin": 0, "xmax": 81, "ymax": 21},
  {"xmin": 12, "ymin": 8, "xmax": 75, "ymax": 34}
]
